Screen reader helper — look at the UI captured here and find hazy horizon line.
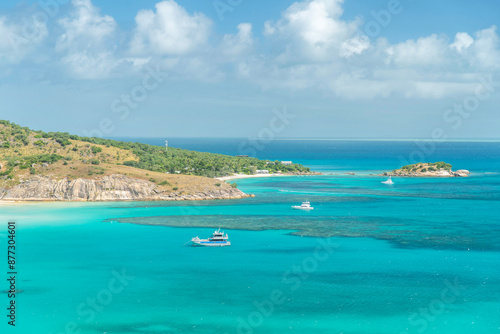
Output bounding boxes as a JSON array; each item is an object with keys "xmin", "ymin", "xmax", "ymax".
[{"xmin": 107, "ymin": 136, "xmax": 500, "ymax": 142}]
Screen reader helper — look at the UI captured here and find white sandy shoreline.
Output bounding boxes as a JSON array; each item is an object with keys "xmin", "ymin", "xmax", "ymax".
[{"xmin": 216, "ymin": 173, "xmax": 302, "ymax": 181}]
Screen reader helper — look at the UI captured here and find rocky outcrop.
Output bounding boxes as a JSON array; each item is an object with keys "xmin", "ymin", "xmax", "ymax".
[
  {"xmin": 381, "ymin": 163, "xmax": 470, "ymax": 178},
  {"xmin": 0, "ymin": 174, "xmax": 249, "ymax": 202},
  {"xmin": 383, "ymin": 169, "xmax": 457, "ymax": 177},
  {"xmin": 453, "ymin": 169, "xmax": 470, "ymax": 177}
]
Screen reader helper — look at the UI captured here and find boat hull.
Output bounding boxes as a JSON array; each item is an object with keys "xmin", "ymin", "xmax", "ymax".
[
  {"xmin": 191, "ymin": 240, "xmax": 231, "ymax": 247},
  {"xmin": 291, "ymin": 206, "xmax": 314, "ymax": 210}
]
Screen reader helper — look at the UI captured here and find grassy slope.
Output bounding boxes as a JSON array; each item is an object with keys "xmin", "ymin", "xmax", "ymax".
[
  {"xmin": 0, "ymin": 120, "xmax": 310, "ymax": 195},
  {"xmin": 0, "ymin": 122, "xmax": 236, "ymax": 194}
]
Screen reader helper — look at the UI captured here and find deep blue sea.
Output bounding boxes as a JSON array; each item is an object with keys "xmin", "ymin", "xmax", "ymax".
[{"xmin": 1, "ymin": 139, "xmax": 499, "ymax": 334}]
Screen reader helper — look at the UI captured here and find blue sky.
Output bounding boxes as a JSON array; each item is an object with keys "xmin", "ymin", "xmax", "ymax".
[{"xmin": 0, "ymin": 0, "xmax": 499, "ymax": 138}]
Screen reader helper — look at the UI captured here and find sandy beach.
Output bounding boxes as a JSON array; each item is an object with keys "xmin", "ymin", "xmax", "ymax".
[{"xmin": 215, "ymin": 173, "xmax": 288, "ymax": 181}]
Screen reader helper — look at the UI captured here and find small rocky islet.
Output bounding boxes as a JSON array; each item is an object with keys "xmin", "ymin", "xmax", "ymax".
[{"xmin": 381, "ymin": 162, "xmax": 470, "ymax": 177}]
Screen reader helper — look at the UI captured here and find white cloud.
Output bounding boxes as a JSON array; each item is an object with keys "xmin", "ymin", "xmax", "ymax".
[
  {"xmin": 60, "ymin": 51, "xmax": 116, "ymax": 80},
  {"xmin": 340, "ymin": 35, "xmax": 370, "ymax": 58},
  {"xmin": 0, "ymin": 15, "xmax": 48, "ymax": 63},
  {"xmin": 471, "ymin": 26, "xmax": 500, "ymax": 70},
  {"xmin": 221, "ymin": 23, "xmax": 254, "ymax": 59},
  {"xmin": 263, "ymin": 0, "xmax": 363, "ymax": 62},
  {"xmin": 0, "ymin": 0, "xmax": 498, "ymax": 100},
  {"xmin": 56, "ymin": 0, "xmax": 118, "ymax": 79},
  {"xmin": 249, "ymin": 0, "xmax": 500, "ymax": 99},
  {"xmin": 388, "ymin": 34, "xmax": 449, "ymax": 67},
  {"xmin": 130, "ymin": 0, "xmax": 212, "ymax": 56},
  {"xmin": 56, "ymin": 0, "xmax": 116, "ymax": 52},
  {"xmin": 450, "ymin": 32, "xmax": 474, "ymax": 53}
]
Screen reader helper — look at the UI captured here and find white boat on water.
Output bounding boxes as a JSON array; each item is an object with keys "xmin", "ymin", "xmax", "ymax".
[
  {"xmin": 292, "ymin": 201, "xmax": 314, "ymax": 210},
  {"xmin": 191, "ymin": 229, "xmax": 231, "ymax": 247},
  {"xmin": 382, "ymin": 176, "xmax": 394, "ymax": 185}
]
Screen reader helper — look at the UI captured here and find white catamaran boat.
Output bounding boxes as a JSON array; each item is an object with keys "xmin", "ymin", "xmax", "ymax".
[
  {"xmin": 382, "ymin": 176, "xmax": 394, "ymax": 185},
  {"xmin": 191, "ymin": 229, "xmax": 231, "ymax": 247},
  {"xmin": 292, "ymin": 201, "xmax": 314, "ymax": 210}
]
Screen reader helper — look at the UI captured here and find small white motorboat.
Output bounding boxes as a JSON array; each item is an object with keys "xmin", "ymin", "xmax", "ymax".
[
  {"xmin": 292, "ymin": 201, "xmax": 314, "ymax": 210},
  {"xmin": 382, "ymin": 176, "xmax": 394, "ymax": 185},
  {"xmin": 191, "ymin": 229, "xmax": 231, "ymax": 247}
]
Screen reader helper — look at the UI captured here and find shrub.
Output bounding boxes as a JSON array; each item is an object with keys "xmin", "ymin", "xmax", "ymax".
[
  {"xmin": 215, "ymin": 183, "xmax": 221, "ymax": 187},
  {"xmin": 91, "ymin": 146, "xmax": 102, "ymax": 154},
  {"xmin": 55, "ymin": 138, "xmax": 71, "ymax": 147},
  {"xmin": 0, "ymin": 168, "xmax": 13, "ymax": 177},
  {"xmin": 90, "ymin": 159, "xmax": 100, "ymax": 165},
  {"xmin": 159, "ymin": 180, "xmax": 171, "ymax": 186},
  {"xmin": 172, "ymin": 187, "xmax": 178, "ymax": 191},
  {"xmin": 433, "ymin": 161, "xmax": 452, "ymax": 170},
  {"xmin": 34, "ymin": 140, "xmax": 45, "ymax": 147},
  {"xmin": 20, "ymin": 154, "xmax": 63, "ymax": 165},
  {"xmin": 230, "ymin": 183, "xmax": 238, "ymax": 188},
  {"xmin": 123, "ymin": 161, "xmax": 139, "ymax": 167}
]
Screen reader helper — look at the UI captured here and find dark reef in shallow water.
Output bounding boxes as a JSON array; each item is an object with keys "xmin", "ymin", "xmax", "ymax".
[{"xmin": 110, "ymin": 214, "xmax": 498, "ymax": 252}]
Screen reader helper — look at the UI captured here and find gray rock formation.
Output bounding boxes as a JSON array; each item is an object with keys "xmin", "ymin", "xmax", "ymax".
[
  {"xmin": 453, "ymin": 169, "xmax": 470, "ymax": 177},
  {"xmin": 0, "ymin": 174, "xmax": 248, "ymax": 202}
]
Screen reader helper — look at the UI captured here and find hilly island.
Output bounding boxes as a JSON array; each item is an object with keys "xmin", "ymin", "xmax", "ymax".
[{"xmin": 0, "ymin": 120, "xmax": 312, "ymax": 202}]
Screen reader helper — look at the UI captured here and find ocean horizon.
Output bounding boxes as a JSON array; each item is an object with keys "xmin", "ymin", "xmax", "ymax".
[{"xmin": 110, "ymin": 137, "xmax": 500, "ymax": 142}]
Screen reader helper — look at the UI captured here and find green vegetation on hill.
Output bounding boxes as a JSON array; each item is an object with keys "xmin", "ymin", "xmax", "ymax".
[
  {"xmin": 85, "ymin": 138, "xmax": 308, "ymax": 177},
  {"xmin": 382, "ymin": 162, "xmax": 455, "ymax": 177},
  {"xmin": 0, "ymin": 120, "xmax": 310, "ymax": 180},
  {"xmin": 399, "ymin": 162, "xmax": 452, "ymax": 173}
]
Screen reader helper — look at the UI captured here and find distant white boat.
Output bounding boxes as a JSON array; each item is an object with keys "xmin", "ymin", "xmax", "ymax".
[
  {"xmin": 382, "ymin": 176, "xmax": 394, "ymax": 185},
  {"xmin": 292, "ymin": 201, "xmax": 314, "ymax": 210}
]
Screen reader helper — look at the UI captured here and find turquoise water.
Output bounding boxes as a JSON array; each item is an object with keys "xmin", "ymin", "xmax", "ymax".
[{"xmin": 1, "ymin": 140, "xmax": 500, "ymax": 333}]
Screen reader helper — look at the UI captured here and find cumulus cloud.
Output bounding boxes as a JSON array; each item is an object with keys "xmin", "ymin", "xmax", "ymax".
[
  {"xmin": 1, "ymin": 0, "xmax": 499, "ymax": 99},
  {"xmin": 471, "ymin": 26, "xmax": 500, "ymax": 70},
  {"xmin": 248, "ymin": 0, "xmax": 500, "ymax": 99},
  {"xmin": 450, "ymin": 32, "xmax": 474, "ymax": 53},
  {"xmin": 0, "ymin": 14, "xmax": 48, "ymax": 63},
  {"xmin": 264, "ymin": 0, "xmax": 364, "ymax": 62},
  {"xmin": 56, "ymin": 0, "xmax": 118, "ymax": 79},
  {"xmin": 130, "ymin": 0, "xmax": 212, "ymax": 56},
  {"xmin": 340, "ymin": 35, "xmax": 370, "ymax": 58},
  {"xmin": 57, "ymin": 0, "xmax": 116, "ymax": 52},
  {"xmin": 388, "ymin": 34, "xmax": 449, "ymax": 67},
  {"xmin": 221, "ymin": 23, "xmax": 254, "ymax": 59}
]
